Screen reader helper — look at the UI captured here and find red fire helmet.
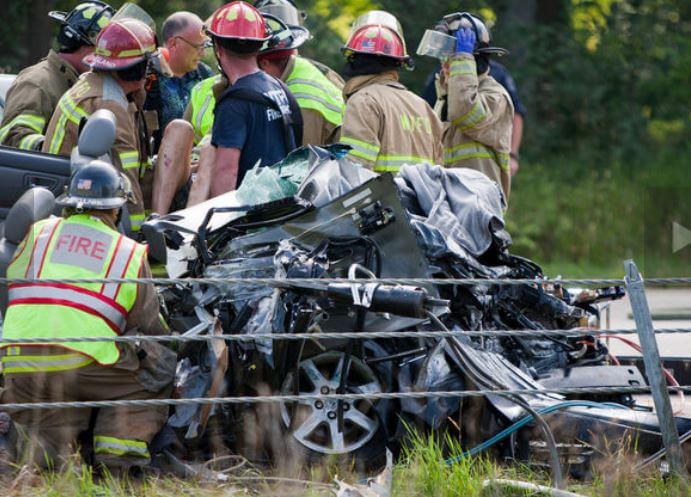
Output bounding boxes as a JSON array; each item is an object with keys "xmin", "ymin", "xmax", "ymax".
[
  {"xmin": 343, "ymin": 25, "xmax": 408, "ymax": 61},
  {"xmin": 83, "ymin": 18, "xmax": 156, "ymax": 70},
  {"xmin": 206, "ymin": 1, "xmax": 271, "ymax": 42}
]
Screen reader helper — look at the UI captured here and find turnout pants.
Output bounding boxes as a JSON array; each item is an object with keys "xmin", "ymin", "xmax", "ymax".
[{"xmin": 1, "ymin": 346, "xmax": 172, "ymax": 470}]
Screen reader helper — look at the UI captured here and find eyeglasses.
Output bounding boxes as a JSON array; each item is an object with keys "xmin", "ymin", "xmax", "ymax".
[{"xmin": 174, "ymin": 36, "xmax": 211, "ymax": 51}]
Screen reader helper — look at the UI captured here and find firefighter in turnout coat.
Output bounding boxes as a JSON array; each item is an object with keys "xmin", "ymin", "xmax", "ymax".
[{"xmin": 0, "ymin": 161, "xmax": 174, "ymax": 471}]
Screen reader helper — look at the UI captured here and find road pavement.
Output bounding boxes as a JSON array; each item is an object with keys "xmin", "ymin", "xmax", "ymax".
[{"xmin": 604, "ymin": 288, "xmax": 691, "ymax": 358}]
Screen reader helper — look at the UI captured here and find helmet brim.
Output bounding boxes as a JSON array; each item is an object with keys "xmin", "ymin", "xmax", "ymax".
[
  {"xmin": 56, "ymin": 194, "xmax": 127, "ymax": 210},
  {"xmin": 208, "ymin": 29, "xmax": 273, "ymax": 43},
  {"xmin": 83, "ymin": 53, "xmax": 149, "ymax": 71},
  {"xmin": 341, "ymin": 46, "xmax": 410, "ymax": 62},
  {"xmin": 477, "ymin": 46, "xmax": 509, "ymax": 57},
  {"xmin": 261, "ymin": 25, "xmax": 309, "ymax": 53}
]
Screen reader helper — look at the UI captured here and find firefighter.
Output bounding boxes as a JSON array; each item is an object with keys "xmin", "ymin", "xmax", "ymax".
[
  {"xmin": 0, "ymin": 2, "xmax": 114, "ymax": 150},
  {"xmin": 339, "ymin": 11, "xmax": 443, "ymax": 173},
  {"xmin": 185, "ymin": 0, "xmax": 345, "ymax": 148},
  {"xmin": 205, "ymin": 1, "xmax": 302, "ymax": 196},
  {"xmin": 434, "ymin": 13, "xmax": 514, "ymax": 201},
  {"xmin": 256, "ymin": 0, "xmax": 345, "ymax": 146},
  {"xmin": 0, "ymin": 161, "xmax": 174, "ymax": 472},
  {"xmin": 42, "ymin": 18, "xmax": 172, "ymax": 235}
]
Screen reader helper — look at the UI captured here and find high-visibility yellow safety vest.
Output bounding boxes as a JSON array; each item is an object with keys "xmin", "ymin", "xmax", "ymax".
[
  {"xmin": 285, "ymin": 57, "xmax": 344, "ymax": 128},
  {"xmin": 1, "ymin": 214, "xmax": 147, "ymax": 370},
  {"xmin": 188, "ymin": 57, "xmax": 345, "ymax": 145},
  {"xmin": 189, "ymin": 75, "xmax": 221, "ymax": 145}
]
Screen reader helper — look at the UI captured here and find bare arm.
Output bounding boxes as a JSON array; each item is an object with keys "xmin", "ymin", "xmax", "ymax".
[{"xmin": 210, "ymin": 146, "xmax": 241, "ymax": 197}]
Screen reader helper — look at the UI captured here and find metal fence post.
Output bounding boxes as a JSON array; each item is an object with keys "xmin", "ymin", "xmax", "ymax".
[{"xmin": 624, "ymin": 260, "xmax": 686, "ymax": 475}]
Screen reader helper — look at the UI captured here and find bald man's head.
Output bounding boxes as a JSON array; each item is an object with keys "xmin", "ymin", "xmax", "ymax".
[{"xmin": 162, "ymin": 11, "xmax": 208, "ymax": 76}]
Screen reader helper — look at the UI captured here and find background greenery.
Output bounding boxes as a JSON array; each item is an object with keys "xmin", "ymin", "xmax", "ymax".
[{"xmin": 1, "ymin": 0, "xmax": 690, "ymax": 277}]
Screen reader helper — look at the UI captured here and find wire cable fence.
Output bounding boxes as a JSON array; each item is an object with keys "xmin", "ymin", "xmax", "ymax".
[
  {"xmin": 0, "ymin": 276, "xmax": 690, "ymax": 286},
  {"xmin": 0, "ymin": 266, "xmax": 689, "ymax": 486},
  {"xmin": 0, "ymin": 386, "xmax": 689, "ymax": 412},
  {"xmin": 1, "ymin": 327, "xmax": 691, "ymax": 345}
]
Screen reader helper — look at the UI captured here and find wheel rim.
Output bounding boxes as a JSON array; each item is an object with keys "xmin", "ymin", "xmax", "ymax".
[{"xmin": 279, "ymin": 351, "xmax": 382, "ymax": 455}]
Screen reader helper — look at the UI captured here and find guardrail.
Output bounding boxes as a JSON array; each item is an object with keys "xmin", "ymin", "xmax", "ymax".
[{"xmin": 0, "ymin": 259, "xmax": 689, "ymax": 483}]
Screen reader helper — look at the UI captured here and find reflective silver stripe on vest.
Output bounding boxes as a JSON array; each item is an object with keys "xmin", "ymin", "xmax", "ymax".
[
  {"xmin": 288, "ymin": 78, "xmax": 341, "ymax": 100},
  {"xmin": 195, "ymin": 93, "xmax": 214, "ymax": 140},
  {"xmin": 102, "ymin": 236, "xmax": 137, "ymax": 299},
  {"xmin": 9, "ymin": 285, "xmax": 126, "ymax": 333},
  {"xmin": 2, "ymin": 353, "xmax": 94, "ymax": 374},
  {"xmin": 25, "ymin": 219, "xmax": 62, "ymax": 278},
  {"xmin": 290, "ymin": 92, "xmax": 344, "ymax": 115}
]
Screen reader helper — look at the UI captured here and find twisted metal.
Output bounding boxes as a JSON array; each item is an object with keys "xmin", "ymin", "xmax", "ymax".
[{"xmin": 1, "ymin": 327, "xmax": 691, "ymax": 345}]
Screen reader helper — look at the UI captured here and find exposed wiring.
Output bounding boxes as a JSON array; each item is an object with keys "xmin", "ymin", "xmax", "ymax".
[
  {"xmin": 599, "ymin": 334, "xmax": 686, "ymax": 415},
  {"xmin": 445, "ymin": 400, "xmax": 627, "ymax": 464},
  {"xmin": 426, "ymin": 311, "xmax": 566, "ymax": 488}
]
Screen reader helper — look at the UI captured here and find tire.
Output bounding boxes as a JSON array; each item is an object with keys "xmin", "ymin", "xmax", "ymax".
[{"xmin": 276, "ymin": 350, "xmax": 389, "ymax": 471}]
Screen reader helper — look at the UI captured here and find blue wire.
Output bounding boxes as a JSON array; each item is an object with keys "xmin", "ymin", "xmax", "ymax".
[{"xmin": 445, "ymin": 400, "xmax": 627, "ymax": 465}]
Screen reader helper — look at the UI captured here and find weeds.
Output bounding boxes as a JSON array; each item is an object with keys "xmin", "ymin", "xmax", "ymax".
[{"xmin": 0, "ymin": 434, "xmax": 688, "ymax": 496}]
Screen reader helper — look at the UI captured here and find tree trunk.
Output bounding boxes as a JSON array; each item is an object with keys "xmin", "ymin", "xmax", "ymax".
[{"xmin": 24, "ymin": 0, "xmax": 57, "ymax": 66}]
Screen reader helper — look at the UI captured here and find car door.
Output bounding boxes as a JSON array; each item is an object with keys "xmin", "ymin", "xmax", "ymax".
[{"xmin": 0, "ymin": 146, "xmax": 71, "ymax": 223}]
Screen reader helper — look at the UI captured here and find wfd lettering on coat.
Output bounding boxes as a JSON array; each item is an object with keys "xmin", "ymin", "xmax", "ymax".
[
  {"xmin": 400, "ymin": 114, "xmax": 432, "ymax": 134},
  {"xmin": 50, "ymin": 224, "xmax": 114, "ymax": 273}
]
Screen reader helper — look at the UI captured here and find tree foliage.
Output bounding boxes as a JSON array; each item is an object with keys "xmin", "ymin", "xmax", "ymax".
[{"xmin": 1, "ymin": 0, "xmax": 689, "ymax": 270}]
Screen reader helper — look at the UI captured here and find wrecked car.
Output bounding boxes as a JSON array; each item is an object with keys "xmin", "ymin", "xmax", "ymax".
[{"xmin": 141, "ymin": 146, "xmax": 690, "ymax": 476}]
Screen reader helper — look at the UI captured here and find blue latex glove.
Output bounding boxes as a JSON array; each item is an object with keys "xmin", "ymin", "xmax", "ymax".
[{"xmin": 455, "ymin": 27, "xmax": 476, "ymax": 54}]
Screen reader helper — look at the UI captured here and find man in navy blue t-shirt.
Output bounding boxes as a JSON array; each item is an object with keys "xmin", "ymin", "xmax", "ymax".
[
  {"xmin": 206, "ymin": 1, "xmax": 302, "ymax": 195},
  {"xmin": 211, "ymin": 71, "xmax": 301, "ymax": 189}
]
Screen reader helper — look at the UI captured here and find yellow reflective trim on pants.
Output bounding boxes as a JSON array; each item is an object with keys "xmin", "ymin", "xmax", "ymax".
[
  {"xmin": 0, "ymin": 114, "xmax": 46, "ymax": 143},
  {"xmin": 450, "ymin": 59, "xmax": 476, "ymax": 77},
  {"xmin": 119, "ymin": 150, "xmax": 140, "ymax": 170},
  {"xmin": 374, "ymin": 155, "xmax": 435, "ymax": 173},
  {"xmin": 129, "ymin": 213, "xmax": 145, "ymax": 232},
  {"xmin": 340, "ymin": 137, "xmax": 379, "ymax": 161},
  {"xmin": 18, "ymin": 133, "xmax": 44, "ymax": 151},
  {"xmin": 94, "ymin": 436, "xmax": 150, "ymax": 459},
  {"xmin": 452, "ymin": 100, "xmax": 487, "ymax": 131},
  {"xmin": 1, "ymin": 352, "xmax": 93, "ymax": 374}
]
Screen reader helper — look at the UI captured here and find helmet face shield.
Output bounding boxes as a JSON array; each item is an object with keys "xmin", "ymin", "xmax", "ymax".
[
  {"xmin": 349, "ymin": 11, "xmax": 406, "ymax": 52},
  {"xmin": 416, "ymin": 29, "xmax": 456, "ymax": 60},
  {"xmin": 259, "ymin": 4, "xmax": 302, "ymax": 27},
  {"xmin": 112, "ymin": 2, "xmax": 156, "ymax": 31}
]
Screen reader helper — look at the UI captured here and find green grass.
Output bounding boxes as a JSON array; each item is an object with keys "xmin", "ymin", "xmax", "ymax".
[
  {"xmin": 3, "ymin": 434, "xmax": 688, "ymax": 497},
  {"xmin": 507, "ymin": 152, "xmax": 691, "ymax": 279}
]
